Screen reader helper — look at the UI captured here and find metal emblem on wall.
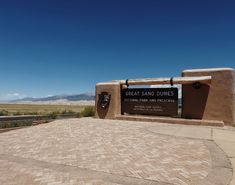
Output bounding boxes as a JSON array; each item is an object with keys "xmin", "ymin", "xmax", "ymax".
[
  {"xmin": 121, "ymin": 88, "xmax": 178, "ymax": 116},
  {"xmin": 99, "ymin": 92, "xmax": 111, "ymax": 109}
]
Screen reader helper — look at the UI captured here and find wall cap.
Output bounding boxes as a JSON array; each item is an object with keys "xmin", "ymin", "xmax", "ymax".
[{"xmin": 183, "ymin": 67, "xmax": 235, "ymax": 73}]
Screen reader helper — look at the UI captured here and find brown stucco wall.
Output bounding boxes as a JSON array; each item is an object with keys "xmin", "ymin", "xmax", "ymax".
[
  {"xmin": 182, "ymin": 68, "xmax": 235, "ymax": 125},
  {"xmin": 95, "ymin": 82, "xmax": 121, "ymax": 119},
  {"xmin": 95, "ymin": 68, "xmax": 235, "ymax": 126}
]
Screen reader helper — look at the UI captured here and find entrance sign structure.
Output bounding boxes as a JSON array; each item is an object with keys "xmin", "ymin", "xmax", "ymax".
[
  {"xmin": 95, "ymin": 68, "xmax": 235, "ymax": 126},
  {"xmin": 121, "ymin": 87, "xmax": 178, "ymax": 116}
]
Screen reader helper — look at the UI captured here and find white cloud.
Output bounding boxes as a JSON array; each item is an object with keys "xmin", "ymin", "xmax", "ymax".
[
  {"xmin": 7, "ymin": 93, "xmax": 20, "ymax": 97},
  {"xmin": 0, "ymin": 92, "xmax": 27, "ymax": 101}
]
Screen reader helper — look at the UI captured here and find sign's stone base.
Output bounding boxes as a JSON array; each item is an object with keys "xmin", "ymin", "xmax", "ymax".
[{"xmin": 116, "ymin": 115, "xmax": 224, "ymax": 127}]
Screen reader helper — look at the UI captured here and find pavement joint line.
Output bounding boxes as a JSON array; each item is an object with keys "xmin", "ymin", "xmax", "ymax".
[
  {"xmin": 143, "ymin": 125, "xmax": 233, "ymax": 185},
  {"xmin": 144, "ymin": 126, "xmax": 212, "ymax": 141},
  {"xmin": 0, "ymin": 153, "xmax": 172, "ymax": 185},
  {"xmin": 211, "ymin": 130, "xmax": 214, "ymax": 140},
  {"xmin": 199, "ymin": 140, "xmax": 233, "ymax": 185}
]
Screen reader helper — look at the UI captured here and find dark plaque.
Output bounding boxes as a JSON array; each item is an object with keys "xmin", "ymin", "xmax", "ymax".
[
  {"xmin": 121, "ymin": 88, "xmax": 178, "ymax": 116},
  {"xmin": 99, "ymin": 92, "xmax": 111, "ymax": 109}
]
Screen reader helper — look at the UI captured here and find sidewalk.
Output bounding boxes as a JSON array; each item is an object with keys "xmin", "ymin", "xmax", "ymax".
[
  {"xmin": 0, "ymin": 117, "xmax": 234, "ymax": 185},
  {"xmin": 147, "ymin": 124, "xmax": 235, "ymax": 185}
]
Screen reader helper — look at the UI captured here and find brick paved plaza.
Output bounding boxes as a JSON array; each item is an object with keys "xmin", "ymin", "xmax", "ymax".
[{"xmin": 0, "ymin": 118, "xmax": 233, "ymax": 185}]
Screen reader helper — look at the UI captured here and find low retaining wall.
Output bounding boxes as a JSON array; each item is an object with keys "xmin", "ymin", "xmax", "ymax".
[{"xmin": 0, "ymin": 115, "xmax": 46, "ymax": 122}]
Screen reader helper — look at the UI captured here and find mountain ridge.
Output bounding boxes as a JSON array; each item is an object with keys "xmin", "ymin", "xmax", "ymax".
[{"xmin": 10, "ymin": 93, "xmax": 95, "ymax": 103}]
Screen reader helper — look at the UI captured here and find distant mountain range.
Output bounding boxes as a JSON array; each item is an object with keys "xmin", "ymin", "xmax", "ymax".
[{"xmin": 10, "ymin": 93, "xmax": 95, "ymax": 103}]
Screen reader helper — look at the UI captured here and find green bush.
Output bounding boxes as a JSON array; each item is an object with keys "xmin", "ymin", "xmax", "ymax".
[
  {"xmin": 61, "ymin": 110, "xmax": 67, "ymax": 114},
  {"xmin": 0, "ymin": 120, "xmax": 32, "ymax": 128},
  {"xmin": 80, "ymin": 106, "xmax": 95, "ymax": 117},
  {"xmin": 67, "ymin": 110, "xmax": 76, "ymax": 114},
  {"xmin": 27, "ymin": 112, "xmax": 39, "ymax": 115},
  {"xmin": 12, "ymin": 111, "xmax": 23, "ymax": 116},
  {"xmin": 75, "ymin": 112, "xmax": 81, "ymax": 118},
  {"xmin": 61, "ymin": 109, "xmax": 76, "ymax": 115},
  {"xmin": 46, "ymin": 112, "xmax": 57, "ymax": 119},
  {"xmin": 0, "ymin": 110, "xmax": 9, "ymax": 116}
]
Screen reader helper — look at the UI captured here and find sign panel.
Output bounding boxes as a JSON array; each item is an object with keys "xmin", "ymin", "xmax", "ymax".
[{"xmin": 121, "ymin": 88, "xmax": 178, "ymax": 116}]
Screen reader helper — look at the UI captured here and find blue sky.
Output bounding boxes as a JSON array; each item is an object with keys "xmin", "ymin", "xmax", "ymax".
[{"xmin": 0, "ymin": 0, "xmax": 235, "ymax": 100}]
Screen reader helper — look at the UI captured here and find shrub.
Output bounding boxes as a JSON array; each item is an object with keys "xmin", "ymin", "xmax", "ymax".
[
  {"xmin": 46, "ymin": 112, "xmax": 57, "ymax": 119},
  {"xmin": 80, "ymin": 106, "xmax": 95, "ymax": 117},
  {"xmin": 0, "ymin": 120, "xmax": 32, "ymax": 128},
  {"xmin": 27, "ymin": 112, "xmax": 39, "ymax": 115},
  {"xmin": 67, "ymin": 110, "xmax": 76, "ymax": 114},
  {"xmin": 61, "ymin": 109, "xmax": 76, "ymax": 115},
  {"xmin": 61, "ymin": 110, "xmax": 68, "ymax": 114},
  {"xmin": 75, "ymin": 112, "xmax": 81, "ymax": 118},
  {"xmin": 12, "ymin": 111, "xmax": 23, "ymax": 116},
  {"xmin": 0, "ymin": 110, "xmax": 9, "ymax": 116}
]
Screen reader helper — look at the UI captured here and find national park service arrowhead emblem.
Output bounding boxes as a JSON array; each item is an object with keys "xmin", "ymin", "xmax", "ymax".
[{"xmin": 99, "ymin": 92, "xmax": 111, "ymax": 109}]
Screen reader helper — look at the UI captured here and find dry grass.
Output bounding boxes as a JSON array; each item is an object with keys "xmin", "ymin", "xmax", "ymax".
[{"xmin": 0, "ymin": 104, "xmax": 90, "ymax": 115}]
